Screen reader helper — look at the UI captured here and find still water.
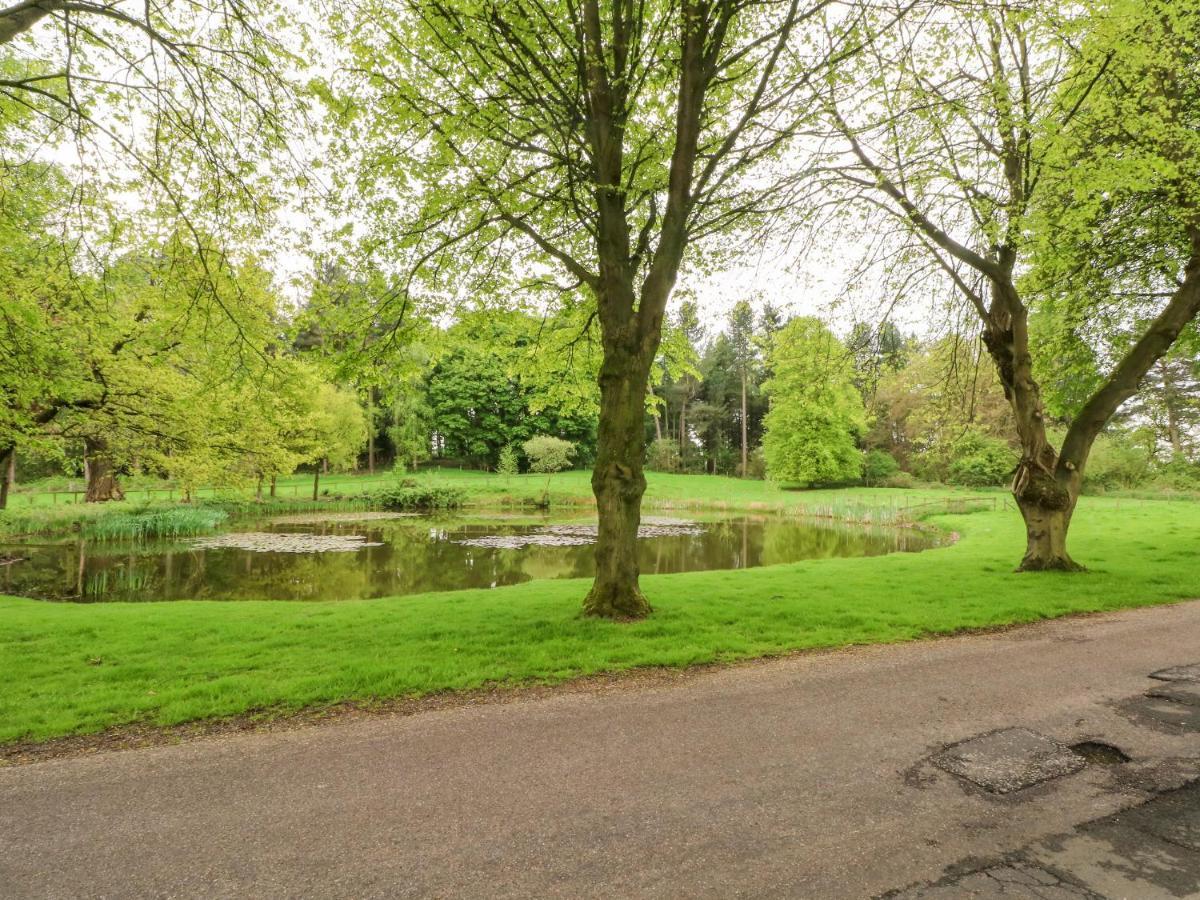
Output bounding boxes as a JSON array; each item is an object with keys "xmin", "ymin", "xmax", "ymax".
[{"xmin": 0, "ymin": 511, "xmax": 936, "ymax": 603}]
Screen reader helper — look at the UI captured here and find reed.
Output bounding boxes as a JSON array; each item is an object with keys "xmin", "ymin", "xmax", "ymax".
[{"xmin": 82, "ymin": 507, "xmax": 229, "ymax": 542}]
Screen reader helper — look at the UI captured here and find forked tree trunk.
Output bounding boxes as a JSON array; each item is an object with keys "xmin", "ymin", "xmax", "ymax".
[
  {"xmin": 1012, "ymin": 463, "xmax": 1082, "ymax": 571},
  {"xmin": 84, "ymin": 437, "xmax": 124, "ymax": 503},
  {"xmin": 583, "ymin": 350, "xmax": 653, "ymax": 620}
]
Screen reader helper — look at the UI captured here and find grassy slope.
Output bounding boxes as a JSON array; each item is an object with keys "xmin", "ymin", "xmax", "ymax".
[{"xmin": 1, "ymin": 477, "xmax": 1197, "ymax": 744}]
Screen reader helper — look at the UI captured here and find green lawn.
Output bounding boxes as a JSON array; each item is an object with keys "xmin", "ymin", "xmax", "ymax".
[
  {"xmin": 8, "ymin": 465, "xmax": 991, "ymax": 509},
  {"xmin": 1, "ymin": 477, "xmax": 1197, "ymax": 745}
]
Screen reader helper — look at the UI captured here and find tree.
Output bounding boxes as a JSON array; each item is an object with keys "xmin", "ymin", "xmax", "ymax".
[
  {"xmin": 728, "ymin": 300, "xmax": 758, "ymax": 476},
  {"xmin": 337, "ymin": 0, "xmax": 851, "ymax": 618},
  {"xmin": 64, "ymin": 236, "xmax": 282, "ymax": 501},
  {"xmin": 824, "ymin": 0, "xmax": 1200, "ymax": 569},
  {"xmin": 867, "ymin": 335, "xmax": 1014, "ymax": 479},
  {"xmin": 524, "ymin": 437, "xmax": 577, "ymax": 475},
  {"xmin": 862, "ymin": 449, "xmax": 900, "ymax": 486},
  {"xmin": 1138, "ymin": 352, "xmax": 1200, "ymax": 459},
  {"xmin": 388, "ymin": 383, "xmax": 433, "ymax": 472},
  {"xmin": 308, "ymin": 382, "xmax": 368, "ymax": 500},
  {"xmin": 849, "ymin": 321, "xmax": 908, "ymax": 400},
  {"xmin": 496, "ymin": 444, "xmax": 520, "ymax": 478},
  {"xmin": 667, "ymin": 300, "xmax": 705, "ymax": 463},
  {"xmin": 425, "ymin": 313, "xmax": 598, "ymax": 468},
  {"xmin": 762, "ymin": 318, "xmax": 865, "ymax": 486},
  {"xmin": 0, "ymin": 1, "xmax": 297, "ymax": 237},
  {"xmin": 0, "ymin": 162, "xmax": 86, "ymax": 508}
]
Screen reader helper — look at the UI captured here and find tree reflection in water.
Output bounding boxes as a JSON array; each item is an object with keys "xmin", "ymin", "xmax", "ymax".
[{"xmin": 0, "ymin": 512, "xmax": 936, "ymax": 603}]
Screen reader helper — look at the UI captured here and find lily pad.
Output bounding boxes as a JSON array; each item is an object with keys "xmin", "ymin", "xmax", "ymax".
[{"xmin": 191, "ymin": 532, "xmax": 383, "ymax": 553}]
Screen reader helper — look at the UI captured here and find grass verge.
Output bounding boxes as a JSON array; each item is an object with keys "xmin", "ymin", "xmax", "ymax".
[{"xmin": 1, "ymin": 485, "xmax": 1197, "ymax": 747}]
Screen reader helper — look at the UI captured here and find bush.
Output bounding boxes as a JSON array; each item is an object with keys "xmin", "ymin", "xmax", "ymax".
[
  {"xmin": 367, "ymin": 483, "xmax": 466, "ymax": 511},
  {"xmin": 743, "ymin": 446, "xmax": 767, "ymax": 479},
  {"xmin": 645, "ymin": 438, "xmax": 681, "ymax": 472},
  {"xmin": 863, "ymin": 450, "xmax": 901, "ymax": 486},
  {"xmin": 1083, "ymin": 432, "xmax": 1153, "ymax": 492},
  {"xmin": 882, "ymin": 470, "xmax": 916, "ymax": 489},
  {"xmin": 946, "ymin": 430, "xmax": 1016, "ymax": 487},
  {"xmin": 1151, "ymin": 456, "xmax": 1200, "ymax": 491},
  {"xmin": 522, "ymin": 436, "xmax": 576, "ymax": 474}
]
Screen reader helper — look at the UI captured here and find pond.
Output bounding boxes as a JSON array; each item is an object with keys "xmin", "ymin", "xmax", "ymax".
[{"xmin": 0, "ymin": 510, "xmax": 938, "ymax": 603}]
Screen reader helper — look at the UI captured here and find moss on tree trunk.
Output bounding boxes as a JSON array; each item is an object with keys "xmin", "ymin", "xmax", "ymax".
[{"xmin": 583, "ymin": 355, "xmax": 652, "ymax": 620}]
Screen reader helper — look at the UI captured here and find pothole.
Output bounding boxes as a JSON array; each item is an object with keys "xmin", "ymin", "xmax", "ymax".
[{"xmin": 1070, "ymin": 741, "xmax": 1130, "ymax": 766}]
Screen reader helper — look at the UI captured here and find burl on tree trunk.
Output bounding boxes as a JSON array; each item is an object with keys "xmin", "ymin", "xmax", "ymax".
[
  {"xmin": 84, "ymin": 438, "xmax": 124, "ymax": 503},
  {"xmin": 1012, "ymin": 460, "xmax": 1081, "ymax": 572},
  {"xmin": 583, "ymin": 354, "xmax": 652, "ymax": 619}
]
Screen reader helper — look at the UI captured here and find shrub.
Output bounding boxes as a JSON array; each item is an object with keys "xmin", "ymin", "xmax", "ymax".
[
  {"xmin": 367, "ymin": 483, "xmax": 466, "ymax": 511},
  {"xmin": 1151, "ymin": 456, "xmax": 1200, "ymax": 491},
  {"xmin": 496, "ymin": 444, "xmax": 519, "ymax": 477},
  {"xmin": 1083, "ymin": 432, "xmax": 1153, "ymax": 492},
  {"xmin": 863, "ymin": 450, "xmax": 901, "ymax": 486},
  {"xmin": 882, "ymin": 470, "xmax": 916, "ymax": 489},
  {"xmin": 946, "ymin": 430, "xmax": 1016, "ymax": 487},
  {"xmin": 522, "ymin": 436, "xmax": 576, "ymax": 474},
  {"xmin": 743, "ymin": 446, "xmax": 767, "ymax": 479}
]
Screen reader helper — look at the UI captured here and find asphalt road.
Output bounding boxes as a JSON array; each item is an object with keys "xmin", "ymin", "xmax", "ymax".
[{"xmin": 4, "ymin": 602, "xmax": 1200, "ymax": 899}]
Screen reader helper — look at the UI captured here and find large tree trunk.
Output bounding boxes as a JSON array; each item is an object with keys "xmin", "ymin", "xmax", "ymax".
[
  {"xmin": 583, "ymin": 350, "xmax": 652, "ymax": 620},
  {"xmin": 84, "ymin": 437, "xmax": 124, "ymax": 503},
  {"xmin": 1012, "ymin": 463, "xmax": 1082, "ymax": 571},
  {"xmin": 1016, "ymin": 500, "xmax": 1078, "ymax": 571},
  {"xmin": 0, "ymin": 444, "xmax": 12, "ymax": 510},
  {"xmin": 982, "ymin": 274, "xmax": 1087, "ymax": 571}
]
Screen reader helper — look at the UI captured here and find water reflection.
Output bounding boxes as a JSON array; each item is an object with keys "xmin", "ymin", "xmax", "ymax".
[{"xmin": 0, "ymin": 512, "xmax": 935, "ymax": 603}]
